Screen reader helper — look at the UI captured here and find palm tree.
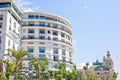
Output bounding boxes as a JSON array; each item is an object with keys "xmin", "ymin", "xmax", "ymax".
[
  {"xmin": 83, "ymin": 66, "xmax": 87, "ymax": 75},
  {"xmin": 0, "ymin": 59, "xmax": 3, "ymax": 73},
  {"xmin": 57, "ymin": 63, "xmax": 66, "ymax": 79},
  {"xmin": 76, "ymin": 71, "xmax": 84, "ymax": 80},
  {"xmin": 0, "ymin": 72, "xmax": 7, "ymax": 80},
  {"xmin": 4, "ymin": 61, "xmax": 15, "ymax": 79},
  {"xmin": 0, "ymin": 59, "xmax": 7, "ymax": 80},
  {"xmin": 86, "ymin": 62, "xmax": 89, "ymax": 69},
  {"xmin": 30, "ymin": 57, "xmax": 49, "ymax": 79},
  {"xmin": 6, "ymin": 48, "xmax": 29, "ymax": 73},
  {"xmin": 112, "ymin": 72, "xmax": 118, "ymax": 80},
  {"xmin": 83, "ymin": 62, "xmax": 89, "ymax": 76}
]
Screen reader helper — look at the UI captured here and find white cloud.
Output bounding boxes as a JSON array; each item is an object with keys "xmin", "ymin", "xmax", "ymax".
[
  {"xmin": 83, "ymin": 5, "xmax": 88, "ymax": 9},
  {"xmin": 14, "ymin": 0, "xmax": 33, "ymax": 12}
]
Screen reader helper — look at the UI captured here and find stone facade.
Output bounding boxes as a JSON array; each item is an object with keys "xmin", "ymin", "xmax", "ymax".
[{"xmin": 89, "ymin": 51, "xmax": 114, "ymax": 80}]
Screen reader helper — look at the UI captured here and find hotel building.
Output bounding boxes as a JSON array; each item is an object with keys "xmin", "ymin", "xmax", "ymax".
[
  {"xmin": 0, "ymin": 0, "xmax": 21, "ymax": 60},
  {"xmin": 0, "ymin": 0, "xmax": 74, "ymax": 71}
]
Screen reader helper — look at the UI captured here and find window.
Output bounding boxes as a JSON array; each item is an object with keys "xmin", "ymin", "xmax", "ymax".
[
  {"xmin": 28, "ymin": 64, "xmax": 32, "ymax": 69},
  {"xmin": 39, "ymin": 30, "xmax": 45, "ymax": 34},
  {"xmin": 39, "ymin": 22, "xmax": 45, "ymax": 26},
  {"xmin": 61, "ymin": 33, "xmax": 65, "ymax": 38},
  {"xmin": 28, "ymin": 29, "xmax": 34, "ymax": 33},
  {"xmin": 62, "ymin": 57, "xmax": 66, "ymax": 62},
  {"xmin": 62, "ymin": 49, "xmax": 66, "ymax": 55},
  {"xmin": 46, "ymin": 23, "xmax": 51, "ymax": 27},
  {"xmin": 53, "ymin": 31, "xmax": 58, "ymax": 36},
  {"xmin": 28, "ymin": 47, "xmax": 34, "ymax": 52},
  {"xmin": 39, "ymin": 43, "xmax": 45, "ymax": 44},
  {"xmin": 40, "ymin": 16, "xmax": 46, "ymax": 20},
  {"xmin": 14, "ymin": 22, "xmax": 16, "ymax": 28},
  {"xmin": 28, "ymin": 42, "xmax": 34, "ymax": 44},
  {"xmin": 0, "ymin": 37, "xmax": 1, "ymax": 44},
  {"xmin": 53, "ymin": 24, "xmax": 57, "ymax": 29},
  {"xmin": 53, "ymin": 44, "xmax": 58, "ymax": 46},
  {"xmin": 53, "ymin": 64, "xmax": 57, "ymax": 69},
  {"xmin": 53, "ymin": 48, "xmax": 58, "ymax": 54},
  {"xmin": 97, "ymin": 72, "xmax": 100, "ymax": 75},
  {"xmin": 39, "ymin": 47, "xmax": 45, "ymax": 53},
  {"xmin": 48, "ymin": 37, "xmax": 51, "ymax": 40},
  {"xmin": 0, "ymin": 15, "xmax": 3, "ymax": 20},
  {"xmin": 28, "ymin": 22, "xmax": 34, "ymax": 26},
  {"xmin": 8, "ymin": 40, "xmax": 10, "ymax": 46},
  {"xmin": 28, "ymin": 35, "xmax": 34, "ymax": 39},
  {"xmin": 35, "ymin": 15, "xmax": 39, "ymax": 19},
  {"xmin": 13, "ymin": 44, "xmax": 15, "ymax": 49},
  {"xmin": 69, "ymin": 52, "xmax": 72, "ymax": 57},
  {"xmin": 39, "ymin": 55, "xmax": 45, "ymax": 59},
  {"xmin": 9, "ymin": 26, "xmax": 11, "ymax": 30},
  {"xmin": 28, "ymin": 55, "xmax": 33, "ymax": 60},
  {"xmin": 10, "ymin": 18, "xmax": 11, "ymax": 23},
  {"xmin": 29, "ymin": 15, "xmax": 34, "ymax": 19},
  {"xmin": 48, "ymin": 31, "xmax": 50, "ymax": 34},
  {"xmin": 53, "ymin": 63, "xmax": 57, "ymax": 69},
  {"xmin": 53, "ymin": 38, "xmax": 58, "ymax": 41},
  {"xmin": 0, "ymin": 23, "xmax": 2, "ymax": 28},
  {"xmin": 46, "ymin": 17, "xmax": 57, "ymax": 22},
  {"xmin": 23, "ymin": 29, "xmax": 26, "ymax": 33},
  {"xmin": 53, "ymin": 56, "xmax": 58, "ymax": 61},
  {"xmin": 39, "ymin": 36, "xmax": 45, "ymax": 40}
]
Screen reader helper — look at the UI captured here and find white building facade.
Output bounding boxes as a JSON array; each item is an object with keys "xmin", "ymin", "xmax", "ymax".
[
  {"xmin": 0, "ymin": 0, "xmax": 21, "ymax": 60},
  {"xmin": 0, "ymin": 0, "xmax": 74, "ymax": 70}
]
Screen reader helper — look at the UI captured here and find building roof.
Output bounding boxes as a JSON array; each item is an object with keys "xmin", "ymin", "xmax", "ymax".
[
  {"xmin": 93, "ymin": 60, "xmax": 102, "ymax": 65},
  {"xmin": 94, "ymin": 65, "xmax": 110, "ymax": 71}
]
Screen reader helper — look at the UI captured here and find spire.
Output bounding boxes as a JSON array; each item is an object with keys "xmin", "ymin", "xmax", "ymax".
[
  {"xmin": 107, "ymin": 50, "xmax": 111, "ymax": 57},
  {"xmin": 103, "ymin": 56, "xmax": 106, "ymax": 61}
]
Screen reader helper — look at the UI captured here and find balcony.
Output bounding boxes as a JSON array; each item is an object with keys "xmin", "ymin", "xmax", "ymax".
[
  {"xmin": 28, "ymin": 30, "xmax": 34, "ymax": 33},
  {"xmin": 22, "ymin": 37, "xmax": 72, "ymax": 47},
  {"xmin": 22, "ymin": 24, "xmax": 71, "ymax": 35},
  {"xmin": 39, "ymin": 55, "xmax": 45, "ymax": 59},
  {"xmin": 53, "ymin": 31, "xmax": 58, "ymax": 36},
  {"xmin": 26, "ymin": 15, "xmax": 67, "ymax": 26},
  {"xmin": 39, "ymin": 30, "xmax": 45, "ymax": 34},
  {"xmin": 28, "ymin": 36, "xmax": 34, "ymax": 39},
  {"xmin": 28, "ymin": 55, "xmax": 33, "ymax": 60}
]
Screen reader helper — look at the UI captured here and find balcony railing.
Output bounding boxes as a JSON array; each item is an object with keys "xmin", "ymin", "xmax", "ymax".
[
  {"xmin": 22, "ymin": 38, "xmax": 72, "ymax": 46},
  {"xmin": 25, "ymin": 16, "xmax": 67, "ymax": 26},
  {"xmin": 22, "ymin": 24, "xmax": 72, "ymax": 35},
  {"xmin": 49, "ymin": 59, "xmax": 74, "ymax": 64}
]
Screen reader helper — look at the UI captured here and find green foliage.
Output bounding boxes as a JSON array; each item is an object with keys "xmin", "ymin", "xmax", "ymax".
[
  {"xmin": 1, "ymin": 48, "xmax": 118, "ymax": 80},
  {"xmin": 112, "ymin": 72, "xmax": 118, "ymax": 80},
  {"xmin": 30, "ymin": 57, "xmax": 49, "ymax": 79}
]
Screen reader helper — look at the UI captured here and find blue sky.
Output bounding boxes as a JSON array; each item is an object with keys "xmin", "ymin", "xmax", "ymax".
[{"xmin": 15, "ymin": 0, "xmax": 120, "ymax": 79}]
